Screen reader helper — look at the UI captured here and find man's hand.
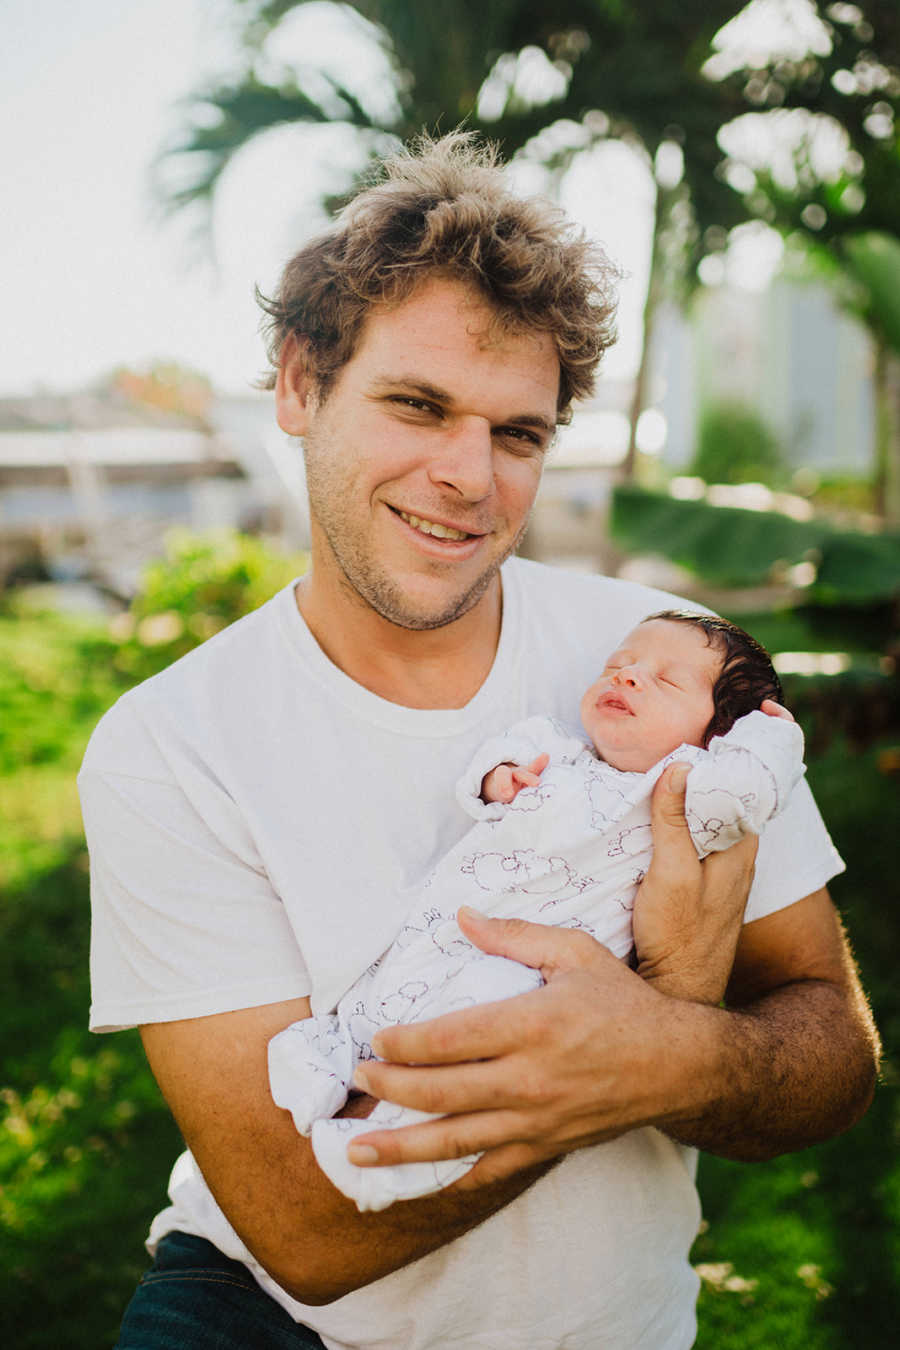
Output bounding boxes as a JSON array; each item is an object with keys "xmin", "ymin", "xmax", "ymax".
[
  {"xmin": 631, "ymin": 762, "xmax": 758, "ymax": 1003},
  {"xmin": 349, "ymin": 912, "xmax": 693, "ymax": 1183},
  {"xmin": 347, "ymin": 764, "xmax": 760, "ymax": 1178},
  {"xmin": 481, "ymin": 754, "xmax": 549, "ymax": 804}
]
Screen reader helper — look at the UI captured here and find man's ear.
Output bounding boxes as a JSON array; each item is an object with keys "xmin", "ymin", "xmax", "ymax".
[{"xmin": 275, "ymin": 333, "xmax": 318, "ymax": 436}]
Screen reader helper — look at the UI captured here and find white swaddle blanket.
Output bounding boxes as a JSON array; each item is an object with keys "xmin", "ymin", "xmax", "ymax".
[{"xmin": 269, "ymin": 710, "xmax": 804, "ymax": 1211}]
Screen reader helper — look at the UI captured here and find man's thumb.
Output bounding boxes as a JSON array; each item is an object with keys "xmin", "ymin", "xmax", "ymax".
[
  {"xmin": 456, "ymin": 906, "xmax": 603, "ymax": 978},
  {"xmin": 650, "ymin": 762, "xmax": 693, "ymax": 833}
]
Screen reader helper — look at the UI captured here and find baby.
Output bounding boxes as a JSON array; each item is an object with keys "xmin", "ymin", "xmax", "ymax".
[{"xmin": 269, "ymin": 611, "xmax": 804, "ymax": 1211}]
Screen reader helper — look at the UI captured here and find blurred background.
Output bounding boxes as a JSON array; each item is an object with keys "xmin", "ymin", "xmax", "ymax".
[{"xmin": 1, "ymin": 1, "xmax": 898, "ymax": 1346}]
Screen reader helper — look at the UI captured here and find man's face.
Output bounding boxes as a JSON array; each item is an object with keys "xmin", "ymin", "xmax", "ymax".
[
  {"xmin": 580, "ymin": 620, "xmax": 721, "ymax": 772},
  {"xmin": 279, "ymin": 277, "xmax": 560, "ymax": 631}
]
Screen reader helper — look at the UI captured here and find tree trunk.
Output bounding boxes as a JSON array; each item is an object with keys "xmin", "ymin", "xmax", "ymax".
[
  {"xmin": 622, "ymin": 184, "xmax": 665, "ymax": 482},
  {"xmin": 872, "ymin": 336, "xmax": 900, "ymax": 527}
]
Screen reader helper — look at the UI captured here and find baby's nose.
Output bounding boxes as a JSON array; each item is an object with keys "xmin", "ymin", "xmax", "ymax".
[{"xmin": 612, "ymin": 665, "xmax": 641, "ymax": 687}]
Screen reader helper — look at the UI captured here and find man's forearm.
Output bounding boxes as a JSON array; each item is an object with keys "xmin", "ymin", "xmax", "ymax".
[
  {"xmin": 643, "ymin": 889, "xmax": 880, "ymax": 1160},
  {"xmin": 141, "ymin": 1011, "xmax": 552, "ymax": 1309},
  {"xmin": 662, "ymin": 976, "xmax": 878, "ymax": 1161},
  {"xmin": 251, "ymin": 1144, "xmax": 551, "ymax": 1305}
]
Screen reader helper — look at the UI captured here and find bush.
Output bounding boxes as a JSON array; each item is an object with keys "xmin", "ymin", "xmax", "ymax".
[
  {"xmin": 609, "ymin": 485, "xmax": 900, "ymax": 601},
  {"xmin": 691, "ymin": 401, "xmax": 785, "ymax": 487},
  {"xmin": 113, "ymin": 530, "xmax": 309, "ymax": 681}
]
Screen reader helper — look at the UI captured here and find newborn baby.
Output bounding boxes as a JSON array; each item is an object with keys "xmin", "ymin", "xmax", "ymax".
[{"xmin": 269, "ymin": 611, "xmax": 803, "ymax": 1210}]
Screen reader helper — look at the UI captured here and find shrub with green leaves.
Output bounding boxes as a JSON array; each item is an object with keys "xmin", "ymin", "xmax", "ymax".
[
  {"xmin": 691, "ymin": 401, "xmax": 785, "ymax": 487},
  {"xmin": 114, "ymin": 529, "xmax": 309, "ymax": 681},
  {"xmin": 610, "ymin": 485, "xmax": 900, "ymax": 601}
]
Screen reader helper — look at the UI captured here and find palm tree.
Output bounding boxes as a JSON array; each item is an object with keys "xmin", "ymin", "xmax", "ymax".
[{"xmin": 156, "ymin": 0, "xmax": 749, "ymax": 479}]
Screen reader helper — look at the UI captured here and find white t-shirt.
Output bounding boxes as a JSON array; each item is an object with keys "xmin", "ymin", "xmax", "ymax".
[{"xmin": 79, "ymin": 558, "xmax": 845, "ymax": 1350}]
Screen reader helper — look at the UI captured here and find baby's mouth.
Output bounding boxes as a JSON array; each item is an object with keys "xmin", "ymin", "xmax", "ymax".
[{"xmin": 600, "ymin": 694, "xmax": 632, "ymax": 713}]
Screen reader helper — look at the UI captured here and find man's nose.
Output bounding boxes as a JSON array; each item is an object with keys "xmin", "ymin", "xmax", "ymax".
[{"xmin": 427, "ymin": 418, "xmax": 494, "ymax": 501}]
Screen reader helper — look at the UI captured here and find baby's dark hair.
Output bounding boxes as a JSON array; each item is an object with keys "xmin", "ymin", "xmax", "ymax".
[{"xmin": 643, "ymin": 610, "xmax": 785, "ymax": 745}]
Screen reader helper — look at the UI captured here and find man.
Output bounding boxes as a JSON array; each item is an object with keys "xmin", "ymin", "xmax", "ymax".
[{"xmin": 80, "ymin": 133, "xmax": 878, "ymax": 1350}]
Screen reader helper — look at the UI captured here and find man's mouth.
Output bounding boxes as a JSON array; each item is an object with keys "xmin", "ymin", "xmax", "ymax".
[{"xmin": 396, "ymin": 509, "xmax": 474, "ymax": 542}]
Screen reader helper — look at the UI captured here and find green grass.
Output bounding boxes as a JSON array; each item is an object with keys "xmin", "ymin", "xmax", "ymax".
[
  {"xmin": 0, "ymin": 612, "xmax": 182, "ymax": 1349},
  {"xmin": 694, "ymin": 738, "xmax": 900, "ymax": 1349},
  {"xmin": 1, "ymin": 606, "xmax": 897, "ymax": 1348}
]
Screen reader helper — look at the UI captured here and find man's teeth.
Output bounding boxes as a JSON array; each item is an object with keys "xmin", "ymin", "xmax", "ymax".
[{"xmin": 399, "ymin": 510, "xmax": 470, "ymax": 541}]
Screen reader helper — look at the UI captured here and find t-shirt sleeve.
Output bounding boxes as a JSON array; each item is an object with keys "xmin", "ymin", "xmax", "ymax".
[
  {"xmin": 80, "ymin": 706, "xmax": 311, "ymax": 1033},
  {"xmin": 742, "ymin": 775, "xmax": 845, "ymax": 925}
]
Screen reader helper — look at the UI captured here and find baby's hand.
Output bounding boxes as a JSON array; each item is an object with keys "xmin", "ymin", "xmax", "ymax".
[{"xmin": 481, "ymin": 753, "xmax": 550, "ymax": 804}]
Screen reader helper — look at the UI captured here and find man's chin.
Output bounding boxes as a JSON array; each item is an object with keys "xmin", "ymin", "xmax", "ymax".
[{"xmin": 357, "ymin": 569, "xmax": 500, "ymax": 632}]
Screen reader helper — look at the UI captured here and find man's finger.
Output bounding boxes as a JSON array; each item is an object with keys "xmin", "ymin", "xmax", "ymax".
[
  {"xmin": 456, "ymin": 906, "xmax": 610, "ymax": 980},
  {"xmin": 760, "ymin": 698, "xmax": 795, "ymax": 722},
  {"xmin": 371, "ymin": 982, "xmax": 545, "ymax": 1064},
  {"xmin": 353, "ymin": 1055, "xmax": 520, "ymax": 1118},
  {"xmin": 345, "ymin": 1106, "xmax": 535, "ymax": 1168}
]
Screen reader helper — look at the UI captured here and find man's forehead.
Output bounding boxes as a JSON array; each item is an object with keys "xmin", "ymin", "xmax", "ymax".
[
  {"xmin": 349, "ymin": 281, "xmax": 560, "ymax": 415},
  {"xmin": 359, "ymin": 276, "xmax": 556, "ymax": 353}
]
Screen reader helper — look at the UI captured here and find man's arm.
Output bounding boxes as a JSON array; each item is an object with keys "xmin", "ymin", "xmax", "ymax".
[
  {"xmin": 139, "ymin": 768, "xmax": 878, "ymax": 1301},
  {"xmin": 667, "ymin": 888, "xmax": 878, "ymax": 1156},
  {"xmin": 349, "ymin": 892, "xmax": 876, "ymax": 1175},
  {"xmin": 347, "ymin": 767, "xmax": 878, "ymax": 1175},
  {"xmin": 140, "ymin": 1001, "xmax": 551, "ymax": 1306}
]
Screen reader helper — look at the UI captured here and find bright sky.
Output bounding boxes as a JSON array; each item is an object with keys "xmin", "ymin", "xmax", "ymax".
[
  {"xmin": 1, "ymin": 0, "xmax": 658, "ymax": 397},
  {"xmin": 2, "ymin": 0, "xmax": 795, "ymax": 399},
  {"xmin": 3, "ymin": 0, "xmax": 272, "ymax": 395}
]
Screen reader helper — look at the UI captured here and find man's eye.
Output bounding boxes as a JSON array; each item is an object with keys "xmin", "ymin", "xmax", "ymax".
[
  {"xmin": 391, "ymin": 396, "xmax": 437, "ymax": 414},
  {"xmin": 498, "ymin": 427, "xmax": 543, "ymax": 450}
]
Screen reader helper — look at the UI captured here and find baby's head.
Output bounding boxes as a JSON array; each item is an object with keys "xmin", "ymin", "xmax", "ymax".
[{"xmin": 581, "ymin": 611, "xmax": 784, "ymax": 772}]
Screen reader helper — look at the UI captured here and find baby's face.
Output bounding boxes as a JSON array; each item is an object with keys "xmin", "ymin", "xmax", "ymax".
[{"xmin": 580, "ymin": 619, "xmax": 721, "ymax": 772}]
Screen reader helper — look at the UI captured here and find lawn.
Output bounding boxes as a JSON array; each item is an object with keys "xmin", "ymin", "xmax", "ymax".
[{"xmin": 1, "ymin": 600, "xmax": 897, "ymax": 1348}]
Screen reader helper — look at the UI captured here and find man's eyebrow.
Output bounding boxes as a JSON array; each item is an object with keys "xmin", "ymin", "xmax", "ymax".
[
  {"xmin": 370, "ymin": 376, "xmax": 452, "ymax": 404},
  {"xmin": 370, "ymin": 376, "xmax": 556, "ymax": 433}
]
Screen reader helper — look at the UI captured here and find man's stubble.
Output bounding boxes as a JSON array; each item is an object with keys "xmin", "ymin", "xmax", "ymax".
[{"xmin": 301, "ymin": 430, "xmax": 531, "ymax": 633}]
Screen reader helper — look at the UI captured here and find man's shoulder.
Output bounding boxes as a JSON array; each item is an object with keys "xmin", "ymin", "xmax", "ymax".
[
  {"xmin": 506, "ymin": 556, "xmax": 704, "ymax": 626},
  {"xmin": 80, "ymin": 581, "xmax": 296, "ymax": 779}
]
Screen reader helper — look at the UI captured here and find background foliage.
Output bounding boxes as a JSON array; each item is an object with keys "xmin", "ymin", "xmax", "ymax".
[
  {"xmin": 690, "ymin": 401, "xmax": 786, "ymax": 488},
  {"xmin": 610, "ymin": 483, "xmax": 900, "ymax": 598}
]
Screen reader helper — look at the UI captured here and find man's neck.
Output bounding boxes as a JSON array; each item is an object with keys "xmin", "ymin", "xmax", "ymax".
[{"xmin": 294, "ymin": 572, "xmax": 504, "ymax": 710}]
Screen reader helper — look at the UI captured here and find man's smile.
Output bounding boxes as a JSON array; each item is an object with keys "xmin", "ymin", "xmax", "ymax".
[{"xmin": 391, "ymin": 505, "xmax": 487, "ymax": 543}]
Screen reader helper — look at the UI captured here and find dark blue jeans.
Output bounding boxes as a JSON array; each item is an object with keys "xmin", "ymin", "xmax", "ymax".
[{"xmin": 115, "ymin": 1231, "xmax": 327, "ymax": 1349}]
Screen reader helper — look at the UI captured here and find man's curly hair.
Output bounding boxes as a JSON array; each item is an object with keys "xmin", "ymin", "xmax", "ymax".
[
  {"xmin": 256, "ymin": 131, "xmax": 620, "ymax": 422},
  {"xmin": 644, "ymin": 611, "xmax": 785, "ymax": 745}
]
